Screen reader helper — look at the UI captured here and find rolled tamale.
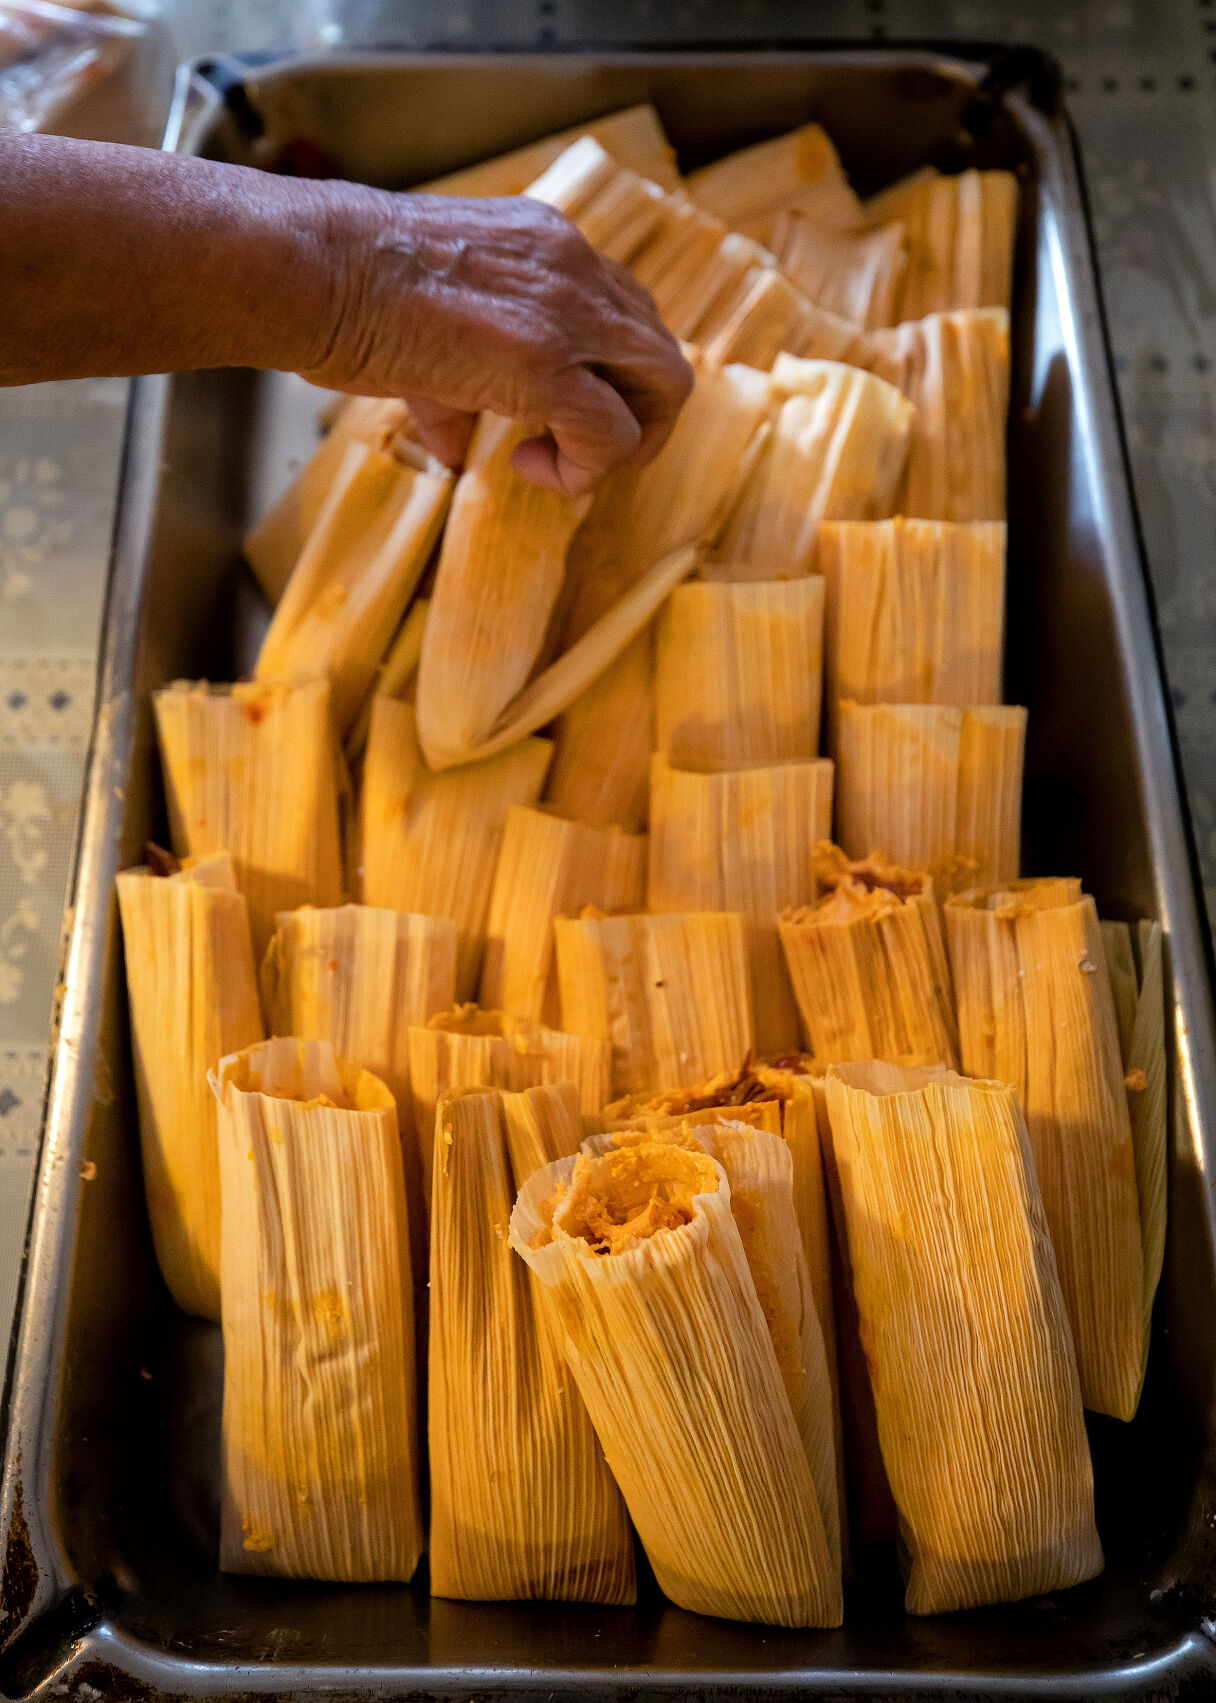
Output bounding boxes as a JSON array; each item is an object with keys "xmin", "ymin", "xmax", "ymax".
[
  {"xmin": 862, "ymin": 167, "xmax": 1019, "ymax": 320},
  {"xmin": 771, "ymin": 211, "xmax": 907, "ymax": 330},
  {"xmin": 944, "ymin": 880, "xmax": 1144, "ymax": 1419},
  {"xmin": 214, "ymin": 1038, "xmax": 422, "ymax": 1581},
  {"xmin": 115, "ymin": 851, "xmax": 263, "ymax": 1319},
  {"xmin": 685, "ymin": 121, "xmax": 863, "ymax": 240},
  {"xmin": 701, "ymin": 268, "xmax": 885, "ymax": 372},
  {"xmin": 824, "ymin": 1061, "xmax": 1103, "ymax": 1614},
  {"xmin": 427, "ymin": 101, "xmax": 679, "ymax": 197},
  {"xmin": 511, "ymin": 1140, "xmax": 843, "ymax": 1626},
  {"xmin": 343, "ymin": 595, "xmax": 429, "ymax": 769}
]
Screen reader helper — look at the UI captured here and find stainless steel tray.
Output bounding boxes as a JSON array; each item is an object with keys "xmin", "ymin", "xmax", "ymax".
[{"xmin": 3, "ymin": 44, "xmax": 1216, "ymax": 1703}]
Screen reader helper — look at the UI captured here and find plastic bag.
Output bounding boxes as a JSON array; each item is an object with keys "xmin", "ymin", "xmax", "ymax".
[{"xmin": 0, "ymin": 0, "xmax": 146, "ymax": 133}]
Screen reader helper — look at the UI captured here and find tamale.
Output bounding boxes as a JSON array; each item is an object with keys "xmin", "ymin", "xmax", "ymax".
[
  {"xmin": 254, "ymin": 439, "xmax": 452, "ymax": 737},
  {"xmin": 771, "ymin": 211, "xmax": 907, "ymax": 330},
  {"xmin": 1129, "ymin": 921, "xmax": 1167, "ymax": 1375},
  {"xmin": 359, "ymin": 698, "xmax": 552, "ymax": 997},
  {"xmin": 343, "ymin": 595, "xmax": 428, "ymax": 769},
  {"xmin": 480, "ymin": 805, "xmax": 646, "ymax": 1025},
  {"xmin": 867, "ymin": 309, "xmax": 1010, "ymax": 521},
  {"xmin": 815, "ymin": 517, "xmax": 1006, "ymax": 749},
  {"xmin": 510, "ymin": 1141, "xmax": 842, "ymax": 1627},
  {"xmin": 214, "ymin": 1037, "xmax": 421, "ymax": 1581},
  {"xmin": 1100, "ymin": 918, "xmax": 1139, "ymax": 1061},
  {"xmin": 408, "ymin": 1005, "xmax": 610, "ymax": 1200},
  {"xmin": 242, "ymin": 397, "xmax": 412, "ymax": 605},
  {"xmin": 823, "ymin": 1061, "xmax": 1102, "ymax": 1614},
  {"xmin": 862, "ymin": 167, "xmax": 1019, "ymax": 320},
  {"xmin": 835, "ymin": 702, "xmax": 1026, "ymax": 896},
  {"xmin": 654, "ymin": 577, "xmax": 825, "ymax": 770},
  {"xmin": 554, "ymin": 910, "xmax": 754, "ymax": 1095},
  {"xmin": 944, "ymin": 881, "xmax": 1144, "ymax": 1419},
  {"xmin": 543, "ymin": 633, "xmax": 654, "ymax": 833},
  {"xmin": 685, "ymin": 121, "xmax": 863, "ymax": 240},
  {"xmin": 779, "ymin": 844, "xmax": 959, "ymax": 1067},
  {"xmin": 115, "ymin": 852, "xmax": 263, "ymax": 1320},
  {"xmin": 423, "ymin": 101, "xmax": 679, "ymax": 196},
  {"xmin": 711, "ymin": 358, "xmax": 912, "ymax": 580},
  {"xmin": 648, "ymin": 755, "xmax": 833, "ymax": 1053},
  {"xmin": 525, "ymin": 136, "xmax": 672, "ymax": 264},
  {"xmin": 152, "ymin": 679, "xmax": 344, "ymax": 957},
  {"xmin": 429, "ymin": 1085, "xmax": 635, "ymax": 1602},
  {"xmin": 700, "ymin": 268, "xmax": 884, "ymax": 373}
]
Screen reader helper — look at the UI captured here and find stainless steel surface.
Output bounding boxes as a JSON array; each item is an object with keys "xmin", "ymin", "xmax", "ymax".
[{"xmin": 2, "ymin": 44, "xmax": 1215, "ymax": 1702}]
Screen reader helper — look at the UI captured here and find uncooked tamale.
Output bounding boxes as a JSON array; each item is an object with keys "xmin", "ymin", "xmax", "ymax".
[
  {"xmin": 944, "ymin": 880, "xmax": 1144, "ymax": 1419},
  {"xmin": 480, "ymin": 805, "xmax": 646, "ymax": 1024},
  {"xmin": 554, "ymin": 910, "xmax": 754, "ymax": 1095},
  {"xmin": 867, "ymin": 309, "xmax": 1010, "ymax": 521},
  {"xmin": 648, "ymin": 756, "xmax": 832, "ymax": 1053},
  {"xmin": 686, "ymin": 122, "xmax": 863, "ymax": 241},
  {"xmin": 701, "ymin": 268, "xmax": 884, "ymax": 372},
  {"xmin": 343, "ymin": 596, "xmax": 429, "ymax": 768},
  {"xmin": 429, "ymin": 1085, "xmax": 634, "ymax": 1602},
  {"xmin": 823, "ymin": 1061, "xmax": 1102, "ymax": 1614},
  {"xmin": 711, "ymin": 358, "xmax": 912, "ymax": 579},
  {"xmin": 654, "ymin": 577, "xmax": 825, "ymax": 770},
  {"xmin": 242, "ymin": 397, "xmax": 412, "ymax": 605},
  {"xmin": 409, "ymin": 1005, "xmax": 610, "ymax": 1199},
  {"xmin": 425, "ymin": 101, "xmax": 679, "ymax": 197},
  {"xmin": 815, "ymin": 517, "xmax": 1005, "ymax": 749},
  {"xmin": 116, "ymin": 852, "xmax": 263, "ymax": 1320},
  {"xmin": 360, "ymin": 697, "xmax": 552, "ymax": 997},
  {"xmin": 214, "ymin": 1037, "xmax": 421, "ymax": 1581},
  {"xmin": 771, "ymin": 211, "xmax": 907, "ymax": 330},
  {"xmin": 863, "ymin": 167, "xmax": 1019, "ymax": 320},
  {"xmin": 525, "ymin": 135, "xmax": 671, "ymax": 263},
  {"xmin": 1101, "ymin": 919, "xmax": 1139, "ymax": 1061},
  {"xmin": 779, "ymin": 844, "xmax": 958, "ymax": 1067},
  {"xmin": 153, "ymin": 679, "xmax": 344, "ymax": 957},
  {"xmin": 510, "ymin": 1141, "xmax": 842, "ymax": 1627},
  {"xmin": 835, "ymin": 702, "xmax": 1026, "ymax": 896}
]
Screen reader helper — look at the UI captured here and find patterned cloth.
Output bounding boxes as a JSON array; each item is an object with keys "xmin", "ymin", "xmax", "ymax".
[{"xmin": 1, "ymin": 0, "xmax": 1214, "ymax": 1358}]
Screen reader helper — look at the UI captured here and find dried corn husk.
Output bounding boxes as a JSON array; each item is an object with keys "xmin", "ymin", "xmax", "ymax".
[
  {"xmin": 944, "ymin": 881, "xmax": 1144, "ymax": 1419},
  {"xmin": 554, "ymin": 910, "xmax": 754, "ymax": 1095},
  {"xmin": 863, "ymin": 167, "xmax": 1019, "ymax": 320},
  {"xmin": 867, "ymin": 308, "xmax": 1010, "ymax": 521},
  {"xmin": 408, "ymin": 1005, "xmax": 610, "ymax": 1201},
  {"xmin": 214, "ymin": 1037, "xmax": 421, "ymax": 1581},
  {"xmin": 686, "ymin": 122, "xmax": 863, "ymax": 241},
  {"xmin": 823, "ymin": 1061, "xmax": 1102, "ymax": 1614},
  {"xmin": 255, "ymin": 441, "xmax": 451, "ymax": 738},
  {"xmin": 153, "ymin": 680, "xmax": 345, "ymax": 958},
  {"xmin": 343, "ymin": 596, "xmax": 428, "ymax": 769},
  {"xmin": 648, "ymin": 755, "xmax": 832, "ymax": 1053},
  {"xmin": 654, "ymin": 577, "xmax": 825, "ymax": 770},
  {"xmin": 242, "ymin": 398, "xmax": 412, "ymax": 605},
  {"xmin": 779, "ymin": 844, "xmax": 958, "ymax": 1067},
  {"xmin": 510, "ymin": 1141, "xmax": 842, "ymax": 1626},
  {"xmin": 1129, "ymin": 921, "xmax": 1167, "ymax": 1376},
  {"xmin": 544, "ymin": 634, "xmax": 655, "ymax": 833},
  {"xmin": 711, "ymin": 358, "xmax": 912, "ymax": 580},
  {"xmin": 115, "ymin": 852, "xmax": 263, "ymax": 1320},
  {"xmin": 480, "ymin": 806, "xmax": 646, "ymax": 1025},
  {"xmin": 836, "ymin": 702, "xmax": 1025, "ymax": 896},
  {"xmin": 816, "ymin": 517, "xmax": 1006, "ymax": 749},
  {"xmin": 429, "ymin": 1085, "xmax": 635, "ymax": 1602},
  {"xmin": 700, "ymin": 268, "xmax": 884, "ymax": 372},
  {"xmin": 360, "ymin": 698, "xmax": 552, "ymax": 997},
  {"xmin": 771, "ymin": 211, "xmax": 907, "ymax": 330},
  {"xmin": 1101, "ymin": 919, "xmax": 1139, "ymax": 1061},
  {"xmin": 423, "ymin": 101, "xmax": 679, "ymax": 197}
]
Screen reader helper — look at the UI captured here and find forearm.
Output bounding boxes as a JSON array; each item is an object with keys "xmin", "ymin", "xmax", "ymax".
[{"xmin": 0, "ymin": 134, "xmax": 342, "ymax": 384}]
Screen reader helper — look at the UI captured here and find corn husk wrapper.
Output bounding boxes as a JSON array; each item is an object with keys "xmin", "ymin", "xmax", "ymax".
[
  {"xmin": 254, "ymin": 440, "xmax": 450, "ymax": 739},
  {"xmin": 779, "ymin": 844, "xmax": 958, "ymax": 1068},
  {"xmin": 510, "ymin": 1141, "xmax": 843, "ymax": 1626},
  {"xmin": 816, "ymin": 517, "xmax": 1006, "ymax": 750},
  {"xmin": 1129, "ymin": 921, "xmax": 1167, "ymax": 1376},
  {"xmin": 824, "ymin": 1061, "xmax": 1102, "ymax": 1614},
  {"xmin": 868, "ymin": 308, "xmax": 1010, "ymax": 522},
  {"xmin": 700, "ymin": 268, "xmax": 884, "ymax": 373},
  {"xmin": 115, "ymin": 853, "xmax": 263, "ymax": 1320},
  {"xmin": 214, "ymin": 1038, "xmax": 421, "ymax": 1581},
  {"xmin": 408, "ymin": 1005, "xmax": 610, "ymax": 1202},
  {"xmin": 648, "ymin": 756, "xmax": 833, "ymax": 1054},
  {"xmin": 555, "ymin": 910, "xmax": 753, "ymax": 1096},
  {"xmin": 710, "ymin": 357, "xmax": 912, "ymax": 580},
  {"xmin": 771, "ymin": 210, "xmax": 907, "ymax": 330},
  {"xmin": 685, "ymin": 122, "xmax": 863, "ymax": 241},
  {"xmin": 836, "ymin": 702, "xmax": 1026, "ymax": 896},
  {"xmin": 429, "ymin": 1085, "xmax": 635, "ymax": 1602},
  {"xmin": 344, "ymin": 596, "xmax": 429, "ymax": 769},
  {"xmin": 863, "ymin": 167, "xmax": 1018, "ymax": 320},
  {"xmin": 1101, "ymin": 919, "xmax": 1139, "ymax": 1061},
  {"xmin": 480, "ymin": 806, "xmax": 646, "ymax": 1025},
  {"xmin": 242, "ymin": 397, "xmax": 412, "ymax": 605},
  {"xmin": 360, "ymin": 698, "xmax": 552, "ymax": 997},
  {"xmin": 424, "ymin": 101, "xmax": 679, "ymax": 197},
  {"xmin": 944, "ymin": 881, "xmax": 1144, "ymax": 1419},
  {"xmin": 654, "ymin": 577, "xmax": 825, "ymax": 770},
  {"xmin": 153, "ymin": 680, "xmax": 345, "ymax": 959}
]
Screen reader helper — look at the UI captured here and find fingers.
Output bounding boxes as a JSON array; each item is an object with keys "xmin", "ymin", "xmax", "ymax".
[
  {"xmin": 402, "ymin": 394, "xmax": 478, "ymax": 469},
  {"xmin": 512, "ymin": 366, "xmax": 643, "ymax": 496}
]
